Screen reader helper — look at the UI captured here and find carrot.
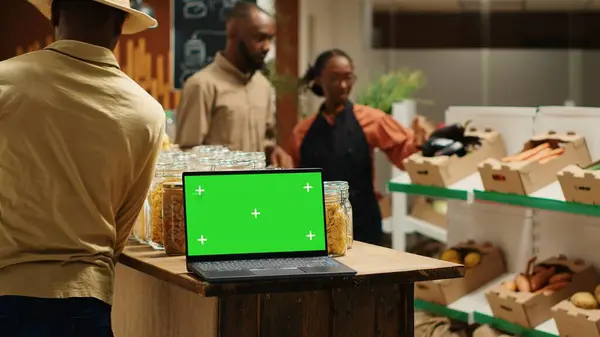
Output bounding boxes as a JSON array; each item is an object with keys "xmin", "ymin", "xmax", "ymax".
[
  {"xmin": 502, "ymin": 143, "xmax": 550, "ymax": 163},
  {"xmin": 538, "ymin": 148, "xmax": 565, "ymax": 164},
  {"xmin": 524, "ymin": 148, "xmax": 552, "ymax": 163}
]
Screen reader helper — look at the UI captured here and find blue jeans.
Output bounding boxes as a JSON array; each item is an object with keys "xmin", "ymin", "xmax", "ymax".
[{"xmin": 0, "ymin": 296, "xmax": 113, "ymax": 337}]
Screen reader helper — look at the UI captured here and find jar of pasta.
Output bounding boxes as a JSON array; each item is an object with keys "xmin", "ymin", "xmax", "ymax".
[
  {"xmin": 162, "ymin": 182, "xmax": 186, "ymax": 256},
  {"xmin": 327, "ymin": 181, "xmax": 353, "ymax": 249},
  {"xmin": 149, "ymin": 163, "xmax": 185, "ymax": 250},
  {"xmin": 324, "ymin": 185, "xmax": 347, "ymax": 256},
  {"xmin": 131, "ymin": 202, "xmax": 149, "ymax": 244}
]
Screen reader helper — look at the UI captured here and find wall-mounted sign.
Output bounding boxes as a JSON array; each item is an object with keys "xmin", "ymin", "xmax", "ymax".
[{"xmin": 172, "ymin": 0, "xmax": 257, "ymax": 89}]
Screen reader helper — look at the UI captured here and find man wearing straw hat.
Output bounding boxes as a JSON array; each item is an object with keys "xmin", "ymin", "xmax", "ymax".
[{"xmin": 0, "ymin": 0, "xmax": 164, "ymax": 336}]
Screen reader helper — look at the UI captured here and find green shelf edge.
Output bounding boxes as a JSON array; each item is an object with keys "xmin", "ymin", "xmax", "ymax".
[
  {"xmin": 474, "ymin": 190, "xmax": 600, "ymax": 218},
  {"xmin": 414, "ymin": 299, "xmax": 469, "ymax": 323},
  {"xmin": 473, "ymin": 312, "xmax": 557, "ymax": 337},
  {"xmin": 388, "ymin": 181, "xmax": 469, "ymax": 200}
]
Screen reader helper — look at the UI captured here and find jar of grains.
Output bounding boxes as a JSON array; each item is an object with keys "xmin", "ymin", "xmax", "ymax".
[
  {"xmin": 325, "ymin": 181, "xmax": 353, "ymax": 249},
  {"xmin": 324, "ymin": 185, "xmax": 347, "ymax": 256},
  {"xmin": 162, "ymin": 182, "xmax": 186, "ymax": 256},
  {"xmin": 131, "ymin": 202, "xmax": 149, "ymax": 244},
  {"xmin": 149, "ymin": 162, "xmax": 185, "ymax": 250}
]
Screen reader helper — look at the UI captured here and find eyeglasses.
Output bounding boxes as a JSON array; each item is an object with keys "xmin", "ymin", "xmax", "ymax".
[{"xmin": 327, "ymin": 73, "xmax": 357, "ymax": 86}]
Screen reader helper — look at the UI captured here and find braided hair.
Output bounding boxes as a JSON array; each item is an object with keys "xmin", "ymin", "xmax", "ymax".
[{"xmin": 299, "ymin": 49, "xmax": 353, "ymax": 97}]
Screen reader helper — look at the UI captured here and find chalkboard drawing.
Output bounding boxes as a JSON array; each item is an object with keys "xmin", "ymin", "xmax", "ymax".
[
  {"xmin": 220, "ymin": 0, "xmax": 240, "ymax": 21},
  {"xmin": 183, "ymin": 0, "xmax": 208, "ymax": 19},
  {"xmin": 184, "ymin": 32, "xmax": 207, "ymax": 68}
]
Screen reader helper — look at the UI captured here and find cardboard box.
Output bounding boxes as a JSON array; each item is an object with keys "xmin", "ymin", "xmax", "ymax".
[
  {"xmin": 552, "ymin": 299, "xmax": 600, "ymax": 337},
  {"xmin": 404, "ymin": 126, "xmax": 506, "ymax": 188},
  {"xmin": 558, "ymin": 160, "xmax": 600, "ymax": 205},
  {"xmin": 415, "ymin": 241, "xmax": 506, "ymax": 305},
  {"xmin": 410, "ymin": 197, "xmax": 446, "ymax": 228},
  {"xmin": 479, "ymin": 131, "xmax": 592, "ymax": 195},
  {"xmin": 473, "ymin": 325, "xmax": 513, "ymax": 337},
  {"xmin": 486, "ymin": 256, "xmax": 598, "ymax": 329}
]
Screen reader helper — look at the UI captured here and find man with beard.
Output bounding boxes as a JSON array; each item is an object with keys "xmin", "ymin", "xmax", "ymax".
[{"xmin": 176, "ymin": 1, "xmax": 292, "ymax": 167}]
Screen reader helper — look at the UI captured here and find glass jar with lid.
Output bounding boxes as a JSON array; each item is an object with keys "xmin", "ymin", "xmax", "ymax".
[
  {"xmin": 131, "ymin": 201, "xmax": 149, "ymax": 244},
  {"xmin": 149, "ymin": 162, "xmax": 186, "ymax": 250},
  {"xmin": 192, "ymin": 145, "xmax": 229, "ymax": 158},
  {"xmin": 162, "ymin": 182, "xmax": 186, "ymax": 256},
  {"xmin": 133, "ymin": 161, "xmax": 169, "ymax": 244},
  {"xmin": 324, "ymin": 185, "xmax": 347, "ymax": 256},
  {"xmin": 213, "ymin": 160, "xmax": 254, "ymax": 171},
  {"xmin": 325, "ymin": 181, "xmax": 353, "ymax": 249}
]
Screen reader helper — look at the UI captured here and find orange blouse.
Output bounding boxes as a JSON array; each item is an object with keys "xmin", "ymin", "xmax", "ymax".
[{"xmin": 287, "ymin": 104, "xmax": 419, "ymax": 196}]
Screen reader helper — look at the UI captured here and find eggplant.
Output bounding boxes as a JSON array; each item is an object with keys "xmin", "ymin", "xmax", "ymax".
[
  {"xmin": 428, "ymin": 123, "xmax": 466, "ymax": 142},
  {"xmin": 421, "ymin": 138, "xmax": 455, "ymax": 157},
  {"xmin": 435, "ymin": 141, "xmax": 467, "ymax": 157}
]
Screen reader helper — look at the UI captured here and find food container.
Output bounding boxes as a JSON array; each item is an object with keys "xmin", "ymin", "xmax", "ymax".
[
  {"xmin": 479, "ymin": 131, "xmax": 591, "ymax": 195},
  {"xmin": 486, "ymin": 255, "xmax": 597, "ymax": 329},
  {"xmin": 149, "ymin": 163, "xmax": 185, "ymax": 250},
  {"xmin": 325, "ymin": 181, "xmax": 353, "ymax": 249},
  {"xmin": 415, "ymin": 241, "xmax": 506, "ymax": 305},
  {"xmin": 324, "ymin": 185, "xmax": 347, "ymax": 256},
  {"xmin": 558, "ymin": 159, "xmax": 600, "ymax": 205},
  {"xmin": 162, "ymin": 182, "xmax": 186, "ymax": 256},
  {"xmin": 213, "ymin": 160, "xmax": 254, "ymax": 171},
  {"xmin": 552, "ymin": 298, "xmax": 600, "ymax": 337},
  {"xmin": 132, "ymin": 202, "xmax": 149, "ymax": 244},
  {"xmin": 403, "ymin": 125, "xmax": 506, "ymax": 187}
]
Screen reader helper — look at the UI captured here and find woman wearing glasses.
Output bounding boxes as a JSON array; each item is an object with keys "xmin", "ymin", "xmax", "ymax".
[{"xmin": 287, "ymin": 49, "xmax": 431, "ymax": 246}]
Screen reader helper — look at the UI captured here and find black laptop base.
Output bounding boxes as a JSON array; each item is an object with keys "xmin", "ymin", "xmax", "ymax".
[{"xmin": 188, "ymin": 258, "xmax": 357, "ymax": 283}]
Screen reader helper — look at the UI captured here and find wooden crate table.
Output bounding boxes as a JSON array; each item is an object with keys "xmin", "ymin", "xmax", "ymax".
[{"xmin": 112, "ymin": 242, "xmax": 464, "ymax": 337}]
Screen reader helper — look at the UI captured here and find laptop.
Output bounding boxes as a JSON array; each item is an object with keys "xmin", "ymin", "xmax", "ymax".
[{"xmin": 182, "ymin": 168, "xmax": 357, "ymax": 282}]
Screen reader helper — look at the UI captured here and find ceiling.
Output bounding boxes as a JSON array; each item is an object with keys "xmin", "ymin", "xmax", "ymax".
[{"xmin": 373, "ymin": 0, "xmax": 600, "ymax": 12}]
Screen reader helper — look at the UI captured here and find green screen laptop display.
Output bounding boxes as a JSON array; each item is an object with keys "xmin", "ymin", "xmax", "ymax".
[{"xmin": 183, "ymin": 171, "xmax": 327, "ymax": 257}]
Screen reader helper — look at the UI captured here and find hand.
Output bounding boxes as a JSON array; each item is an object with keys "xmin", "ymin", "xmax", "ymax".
[
  {"xmin": 411, "ymin": 115, "xmax": 435, "ymax": 147},
  {"xmin": 270, "ymin": 146, "xmax": 294, "ymax": 168}
]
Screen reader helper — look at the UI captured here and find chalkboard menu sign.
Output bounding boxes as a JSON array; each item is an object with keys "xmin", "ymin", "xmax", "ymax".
[{"xmin": 172, "ymin": 0, "xmax": 257, "ymax": 89}]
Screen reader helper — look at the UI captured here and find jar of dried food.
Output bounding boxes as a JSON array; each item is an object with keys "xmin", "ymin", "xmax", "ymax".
[
  {"xmin": 149, "ymin": 163, "xmax": 185, "ymax": 250},
  {"xmin": 327, "ymin": 181, "xmax": 353, "ymax": 249},
  {"xmin": 324, "ymin": 186, "xmax": 347, "ymax": 256},
  {"xmin": 162, "ymin": 182, "xmax": 186, "ymax": 256},
  {"xmin": 131, "ymin": 201, "xmax": 149, "ymax": 244},
  {"xmin": 213, "ymin": 160, "xmax": 254, "ymax": 171}
]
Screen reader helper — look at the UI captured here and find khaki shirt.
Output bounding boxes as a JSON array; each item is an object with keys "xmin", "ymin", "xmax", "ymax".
[
  {"xmin": 0, "ymin": 40, "xmax": 165, "ymax": 304},
  {"xmin": 175, "ymin": 53, "xmax": 276, "ymax": 152}
]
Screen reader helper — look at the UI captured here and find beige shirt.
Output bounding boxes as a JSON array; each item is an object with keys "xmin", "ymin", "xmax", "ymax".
[
  {"xmin": 175, "ymin": 53, "xmax": 276, "ymax": 152},
  {"xmin": 0, "ymin": 40, "xmax": 165, "ymax": 304}
]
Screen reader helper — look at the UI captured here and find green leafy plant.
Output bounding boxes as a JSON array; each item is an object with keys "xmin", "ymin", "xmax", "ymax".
[
  {"xmin": 356, "ymin": 68, "xmax": 431, "ymax": 114},
  {"xmin": 263, "ymin": 59, "xmax": 299, "ymax": 97}
]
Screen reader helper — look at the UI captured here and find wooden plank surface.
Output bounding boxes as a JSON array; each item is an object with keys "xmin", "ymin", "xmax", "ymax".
[
  {"xmin": 119, "ymin": 241, "xmax": 464, "ymax": 297},
  {"xmin": 115, "ymin": 264, "xmax": 418, "ymax": 337},
  {"xmin": 218, "ymin": 295, "xmax": 258, "ymax": 337}
]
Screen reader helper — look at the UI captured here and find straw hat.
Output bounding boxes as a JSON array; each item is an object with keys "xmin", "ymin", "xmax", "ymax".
[{"xmin": 28, "ymin": 0, "xmax": 158, "ymax": 35}]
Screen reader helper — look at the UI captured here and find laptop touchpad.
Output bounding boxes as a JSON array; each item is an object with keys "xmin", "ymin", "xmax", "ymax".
[{"xmin": 250, "ymin": 268, "xmax": 305, "ymax": 276}]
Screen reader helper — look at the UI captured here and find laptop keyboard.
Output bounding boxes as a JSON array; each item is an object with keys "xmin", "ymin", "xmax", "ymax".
[{"xmin": 195, "ymin": 257, "xmax": 337, "ymax": 272}]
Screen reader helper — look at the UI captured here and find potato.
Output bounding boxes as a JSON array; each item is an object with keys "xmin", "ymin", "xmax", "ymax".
[
  {"xmin": 464, "ymin": 252, "xmax": 481, "ymax": 268},
  {"xmin": 571, "ymin": 292, "xmax": 598, "ymax": 310},
  {"xmin": 594, "ymin": 285, "xmax": 600, "ymax": 304},
  {"xmin": 502, "ymin": 280, "xmax": 517, "ymax": 292},
  {"xmin": 441, "ymin": 249, "xmax": 460, "ymax": 262},
  {"xmin": 515, "ymin": 274, "xmax": 531, "ymax": 293}
]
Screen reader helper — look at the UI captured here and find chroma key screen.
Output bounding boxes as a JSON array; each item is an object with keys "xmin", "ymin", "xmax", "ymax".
[{"xmin": 183, "ymin": 171, "xmax": 327, "ymax": 256}]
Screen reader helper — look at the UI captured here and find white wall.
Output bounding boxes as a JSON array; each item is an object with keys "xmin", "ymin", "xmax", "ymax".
[
  {"xmin": 298, "ymin": 0, "xmax": 590, "ymax": 190},
  {"xmin": 300, "ymin": 0, "xmax": 582, "ymax": 123}
]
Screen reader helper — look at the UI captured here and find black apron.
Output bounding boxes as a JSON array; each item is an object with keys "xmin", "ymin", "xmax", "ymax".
[{"xmin": 299, "ymin": 101, "xmax": 382, "ymax": 245}]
